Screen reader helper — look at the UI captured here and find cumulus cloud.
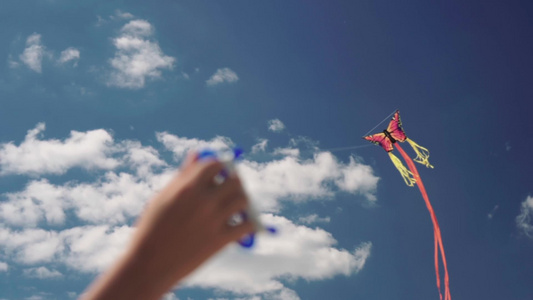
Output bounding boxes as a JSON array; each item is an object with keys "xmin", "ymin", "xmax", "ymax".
[
  {"xmin": 0, "ymin": 123, "xmax": 119, "ymax": 175},
  {"xmin": 210, "ymin": 287, "xmax": 300, "ymax": 300},
  {"xmin": 156, "ymin": 132, "xmax": 234, "ymax": 160},
  {"xmin": 185, "ymin": 215, "xmax": 372, "ymax": 294},
  {"xmin": 0, "ymin": 261, "xmax": 7, "ymax": 272},
  {"xmin": 115, "ymin": 10, "xmax": 134, "ymax": 20},
  {"xmin": 298, "ymin": 214, "xmax": 331, "ymax": 225},
  {"xmin": 516, "ymin": 195, "xmax": 533, "ymax": 237},
  {"xmin": 268, "ymin": 119, "xmax": 285, "ymax": 132},
  {"xmin": 487, "ymin": 205, "xmax": 499, "ymax": 220},
  {"xmin": 0, "ymin": 179, "xmax": 67, "ymax": 227},
  {"xmin": 122, "ymin": 141, "xmax": 167, "ymax": 177},
  {"xmin": 0, "ymin": 140, "xmax": 170, "ymax": 227},
  {"xmin": 23, "ymin": 266, "xmax": 63, "ymax": 279},
  {"xmin": 25, "ymin": 295, "xmax": 46, "ymax": 300},
  {"xmin": 0, "ymin": 225, "xmax": 133, "ymax": 272},
  {"xmin": 334, "ymin": 157, "xmax": 378, "ymax": 202},
  {"xmin": 272, "ymin": 147, "xmax": 299, "ymax": 157},
  {"xmin": 58, "ymin": 47, "xmax": 80, "ymax": 66},
  {"xmin": 239, "ymin": 152, "xmax": 379, "ymax": 211},
  {"xmin": 96, "ymin": 10, "xmax": 135, "ymax": 27},
  {"xmin": 8, "ymin": 54, "xmax": 20, "ymax": 69},
  {"xmin": 161, "ymin": 293, "xmax": 179, "ymax": 300},
  {"xmin": 0, "ymin": 170, "xmax": 172, "ymax": 227},
  {"xmin": 251, "ymin": 139, "xmax": 268, "ymax": 153},
  {"xmin": 206, "ymin": 68, "xmax": 239, "ymax": 86},
  {"xmin": 108, "ymin": 19, "xmax": 175, "ymax": 89},
  {"xmin": 19, "ymin": 33, "xmax": 45, "ymax": 73},
  {"xmin": 14, "ymin": 34, "xmax": 79, "ymax": 72},
  {"xmin": 155, "ymin": 132, "xmax": 379, "ymax": 210},
  {"xmin": 0, "ymin": 125, "xmax": 379, "ymax": 299},
  {"xmin": 0, "ymin": 217, "xmax": 370, "ymax": 294}
]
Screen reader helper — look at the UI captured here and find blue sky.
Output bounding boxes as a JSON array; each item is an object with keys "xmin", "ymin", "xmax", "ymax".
[{"xmin": 1, "ymin": 1, "xmax": 532, "ymax": 299}]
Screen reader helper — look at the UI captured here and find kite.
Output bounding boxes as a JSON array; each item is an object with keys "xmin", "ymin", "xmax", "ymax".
[{"xmin": 364, "ymin": 110, "xmax": 451, "ymax": 300}]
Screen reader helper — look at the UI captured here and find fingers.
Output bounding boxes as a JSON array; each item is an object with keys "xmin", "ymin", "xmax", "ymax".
[
  {"xmin": 187, "ymin": 158, "xmax": 255, "ymax": 244},
  {"xmin": 214, "ymin": 175, "xmax": 250, "ymax": 220},
  {"xmin": 195, "ymin": 160, "xmax": 226, "ymax": 186},
  {"xmin": 213, "ymin": 175, "xmax": 242, "ymax": 202},
  {"xmin": 219, "ymin": 192, "xmax": 248, "ymax": 224},
  {"xmin": 181, "ymin": 151, "xmax": 198, "ymax": 169},
  {"xmin": 224, "ymin": 219, "xmax": 254, "ymax": 242}
]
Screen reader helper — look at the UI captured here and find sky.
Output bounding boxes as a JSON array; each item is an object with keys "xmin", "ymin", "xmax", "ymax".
[{"xmin": 0, "ymin": 1, "xmax": 532, "ymax": 299}]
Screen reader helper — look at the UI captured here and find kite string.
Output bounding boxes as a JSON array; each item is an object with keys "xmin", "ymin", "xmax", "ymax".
[
  {"xmin": 317, "ymin": 109, "xmax": 398, "ymax": 153},
  {"xmin": 312, "ymin": 109, "xmax": 398, "ymax": 153},
  {"xmin": 361, "ymin": 109, "xmax": 397, "ymax": 137},
  {"xmin": 322, "ymin": 144, "xmax": 373, "ymax": 152}
]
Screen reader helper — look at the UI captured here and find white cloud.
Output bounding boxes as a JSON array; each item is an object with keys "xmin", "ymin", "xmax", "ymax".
[
  {"xmin": 8, "ymin": 54, "xmax": 20, "ymax": 69},
  {"xmin": 0, "ymin": 126, "xmax": 379, "ymax": 299},
  {"xmin": 122, "ymin": 19, "xmax": 153, "ymax": 37},
  {"xmin": 0, "ymin": 132, "xmax": 172, "ymax": 227},
  {"xmin": 162, "ymin": 293, "xmax": 179, "ymax": 300},
  {"xmin": 19, "ymin": 33, "xmax": 45, "ymax": 73},
  {"xmin": 0, "ymin": 171, "xmax": 170, "ymax": 227},
  {"xmin": 96, "ymin": 11, "xmax": 135, "ymax": 27},
  {"xmin": 15, "ymin": 34, "xmax": 79, "ymax": 72},
  {"xmin": 265, "ymin": 288, "xmax": 300, "ymax": 300},
  {"xmin": 23, "ymin": 266, "xmax": 63, "ymax": 279},
  {"xmin": 0, "ymin": 213, "xmax": 368, "ymax": 295},
  {"xmin": 0, "ymin": 123, "xmax": 119, "ymax": 175},
  {"xmin": 0, "ymin": 261, "xmax": 7, "ymax": 272},
  {"xmin": 0, "ymin": 227, "xmax": 63, "ymax": 264},
  {"xmin": 487, "ymin": 205, "xmax": 499, "ymax": 220},
  {"xmin": 272, "ymin": 147, "xmax": 299, "ymax": 157},
  {"xmin": 157, "ymin": 132, "xmax": 234, "ymax": 160},
  {"xmin": 516, "ymin": 195, "xmax": 533, "ymax": 237},
  {"xmin": 268, "ymin": 119, "xmax": 285, "ymax": 132},
  {"xmin": 121, "ymin": 140, "xmax": 167, "ymax": 177},
  {"xmin": 213, "ymin": 288, "xmax": 300, "ymax": 300},
  {"xmin": 334, "ymin": 157, "xmax": 378, "ymax": 202},
  {"xmin": 184, "ymin": 214, "xmax": 372, "ymax": 295},
  {"xmin": 251, "ymin": 139, "xmax": 268, "ymax": 153},
  {"xmin": 58, "ymin": 47, "xmax": 80, "ymax": 66},
  {"xmin": 60, "ymin": 225, "xmax": 134, "ymax": 272},
  {"xmin": 239, "ymin": 152, "xmax": 379, "ymax": 211},
  {"xmin": 0, "ymin": 225, "xmax": 133, "ymax": 272},
  {"xmin": 298, "ymin": 214, "xmax": 331, "ymax": 225},
  {"xmin": 115, "ymin": 10, "xmax": 134, "ymax": 20},
  {"xmin": 108, "ymin": 19, "xmax": 175, "ymax": 89},
  {"xmin": 0, "ymin": 179, "xmax": 67, "ymax": 227},
  {"xmin": 206, "ymin": 68, "xmax": 239, "ymax": 86},
  {"xmin": 155, "ymin": 132, "xmax": 379, "ymax": 211}
]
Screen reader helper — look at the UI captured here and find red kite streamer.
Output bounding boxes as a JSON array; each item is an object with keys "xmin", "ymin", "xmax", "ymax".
[{"xmin": 364, "ymin": 111, "xmax": 451, "ymax": 300}]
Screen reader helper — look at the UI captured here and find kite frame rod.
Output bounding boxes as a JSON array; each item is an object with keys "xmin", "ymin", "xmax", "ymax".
[{"xmin": 361, "ymin": 109, "xmax": 398, "ymax": 137}]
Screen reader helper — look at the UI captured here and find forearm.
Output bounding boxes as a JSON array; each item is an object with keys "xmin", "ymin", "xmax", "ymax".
[{"xmin": 81, "ymin": 247, "xmax": 169, "ymax": 300}]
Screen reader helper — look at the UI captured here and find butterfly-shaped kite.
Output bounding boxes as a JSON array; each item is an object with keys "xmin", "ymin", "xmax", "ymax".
[{"xmin": 364, "ymin": 111, "xmax": 451, "ymax": 300}]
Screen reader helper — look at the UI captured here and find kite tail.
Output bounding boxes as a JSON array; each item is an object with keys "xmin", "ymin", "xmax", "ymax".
[
  {"xmin": 406, "ymin": 138, "xmax": 434, "ymax": 169},
  {"xmin": 395, "ymin": 143, "xmax": 451, "ymax": 300},
  {"xmin": 388, "ymin": 152, "xmax": 416, "ymax": 186}
]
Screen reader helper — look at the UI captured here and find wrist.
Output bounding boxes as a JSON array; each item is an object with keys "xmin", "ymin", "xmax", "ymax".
[{"xmin": 82, "ymin": 246, "xmax": 169, "ymax": 300}]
